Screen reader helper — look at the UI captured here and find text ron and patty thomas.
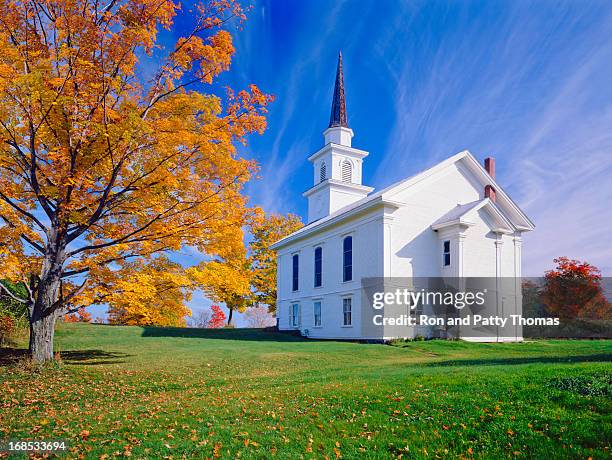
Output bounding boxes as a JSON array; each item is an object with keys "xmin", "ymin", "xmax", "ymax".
[
  {"xmin": 368, "ymin": 288, "xmax": 560, "ymax": 328},
  {"xmin": 371, "ymin": 313, "xmax": 560, "ymax": 328}
]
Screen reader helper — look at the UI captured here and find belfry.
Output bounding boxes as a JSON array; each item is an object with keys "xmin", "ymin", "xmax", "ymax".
[{"xmin": 303, "ymin": 52, "xmax": 373, "ymax": 223}]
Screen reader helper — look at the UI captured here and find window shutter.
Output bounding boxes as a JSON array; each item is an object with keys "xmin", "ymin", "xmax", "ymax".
[{"xmin": 341, "ymin": 160, "xmax": 352, "ymax": 182}]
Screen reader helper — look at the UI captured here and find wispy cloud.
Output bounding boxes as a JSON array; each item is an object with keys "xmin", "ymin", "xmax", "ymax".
[
  {"xmin": 232, "ymin": 0, "xmax": 364, "ymax": 215},
  {"xmin": 368, "ymin": 2, "xmax": 612, "ymax": 275},
  {"xmin": 170, "ymin": 1, "xmax": 612, "ymax": 280}
]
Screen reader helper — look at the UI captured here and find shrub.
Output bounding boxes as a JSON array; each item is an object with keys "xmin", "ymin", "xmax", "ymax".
[
  {"xmin": 548, "ymin": 373, "xmax": 611, "ymax": 397},
  {"xmin": 0, "ymin": 315, "xmax": 15, "ymax": 346}
]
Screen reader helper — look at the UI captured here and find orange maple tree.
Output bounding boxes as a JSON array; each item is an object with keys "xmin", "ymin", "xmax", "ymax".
[
  {"xmin": 542, "ymin": 257, "xmax": 610, "ymax": 320},
  {"xmin": 0, "ymin": 0, "xmax": 272, "ymax": 360}
]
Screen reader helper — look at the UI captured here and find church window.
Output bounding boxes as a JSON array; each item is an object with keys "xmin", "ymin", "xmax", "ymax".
[
  {"xmin": 313, "ymin": 301, "xmax": 322, "ymax": 327},
  {"xmin": 342, "ymin": 297, "xmax": 352, "ymax": 326},
  {"xmin": 443, "ymin": 240, "xmax": 451, "ymax": 267},
  {"xmin": 292, "ymin": 254, "xmax": 299, "ymax": 291},
  {"xmin": 314, "ymin": 247, "xmax": 323, "ymax": 287},
  {"xmin": 291, "ymin": 303, "xmax": 300, "ymax": 327},
  {"xmin": 343, "ymin": 236, "xmax": 353, "ymax": 282}
]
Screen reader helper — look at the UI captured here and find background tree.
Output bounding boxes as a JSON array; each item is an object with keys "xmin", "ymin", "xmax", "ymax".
[
  {"xmin": 0, "ymin": 0, "xmax": 271, "ymax": 360},
  {"xmin": 521, "ymin": 279, "xmax": 549, "ymax": 318},
  {"xmin": 542, "ymin": 257, "xmax": 610, "ymax": 320},
  {"xmin": 190, "ymin": 248, "xmax": 251, "ymax": 325},
  {"xmin": 244, "ymin": 305, "xmax": 275, "ymax": 328},
  {"xmin": 207, "ymin": 305, "xmax": 226, "ymax": 328},
  {"xmin": 104, "ymin": 256, "xmax": 192, "ymax": 327},
  {"xmin": 189, "ymin": 308, "xmax": 212, "ymax": 328},
  {"xmin": 64, "ymin": 307, "xmax": 91, "ymax": 323},
  {"xmin": 249, "ymin": 213, "xmax": 302, "ymax": 313}
]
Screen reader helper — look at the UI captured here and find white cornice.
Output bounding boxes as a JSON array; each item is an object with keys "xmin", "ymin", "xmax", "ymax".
[
  {"xmin": 307, "ymin": 143, "xmax": 369, "ymax": 163},
  {"xmin": 302, "ymin": 179, "xmax": 374, "ymax": 198},
  {"xmin": 322, "ymin": 126, "xmax": 353, "ymax": 137},
  {"xmin": 431, "ymin": 219, "xmax": 476, "ymax": 231}
]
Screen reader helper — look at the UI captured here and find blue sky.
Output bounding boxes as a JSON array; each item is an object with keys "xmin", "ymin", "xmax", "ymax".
[
  {"xmin": 224, "ymin": 0, "xmax": 612, "ymax": 277},
  {"xmin": 90, "ymin": 0, "xmax": 612, "ymax": 323}
]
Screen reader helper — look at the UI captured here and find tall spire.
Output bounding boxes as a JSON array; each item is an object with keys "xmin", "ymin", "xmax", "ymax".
[{"xmin": 329, "ymin": 51, "xmax": 349, "ymax": 129}]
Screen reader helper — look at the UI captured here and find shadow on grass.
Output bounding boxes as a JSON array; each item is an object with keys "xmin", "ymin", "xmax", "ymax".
[
  {"xmin": 0, "ymin": 348, "xmax": 131, "ymax": 366},
  {"xmin": 0, "ymin": 348, "xmax": 29, "ymax": 366},
  {"xmin": 141, "ymin": 327, "xmax": 308, "ymax": 342},
  {"xmin": 60, "ymin": 349, "xmax": 131, "ymax": 365},
  {"xmin": 424, "ymin": 353, "xmax": 612, "ymax": 367}
]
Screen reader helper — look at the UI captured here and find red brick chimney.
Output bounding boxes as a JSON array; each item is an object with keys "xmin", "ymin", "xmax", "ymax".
[{"xmin": 484, "ymin": 157, "xmax": 496, "ymax": 202}]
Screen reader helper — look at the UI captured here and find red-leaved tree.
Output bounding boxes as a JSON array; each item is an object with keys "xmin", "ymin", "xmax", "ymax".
[
  {"xmin": 207, "ymin": 305, "xmax": 226, "ymax": 328},
  {"xmin": 64, "ymin": 308, "xmax": 91, "ymax": 323},
  {"xmin": 541, "ymin": 257, "xmax": 610, "ymax": 320}
]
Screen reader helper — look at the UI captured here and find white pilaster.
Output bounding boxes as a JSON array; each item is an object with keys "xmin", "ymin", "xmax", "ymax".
[{"xmin": 513, "ymin": 235, "xmax": 523, "ymax": 340}]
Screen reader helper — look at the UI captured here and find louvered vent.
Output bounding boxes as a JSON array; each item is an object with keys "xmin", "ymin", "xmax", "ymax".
[
  {"xmin": 341, "ymin": 160, "xmax": 352, "ymax": 183},
  {"xmin": 320, "ymin": 162, "xmax": 326, "ymax": 182}
]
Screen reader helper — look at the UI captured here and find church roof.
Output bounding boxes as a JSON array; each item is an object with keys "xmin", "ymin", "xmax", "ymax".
[
  {"xmin": 431, "ymin": 200, "xmax": 483, "ymax": 226},
  {"xmin": 328, "ymin": 52, "xmax": 349, "ymax": 128},
  {"xmin": 270, "ymin": 150, "xmax": 535, "ymax": 250},
  {"xmin": 431, "ymin": 198, "xmax": 515, "ymax": 233}
]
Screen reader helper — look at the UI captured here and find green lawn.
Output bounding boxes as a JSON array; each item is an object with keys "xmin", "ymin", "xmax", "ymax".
[{"xmin": 0, "ymin": 324, "xmax": 610, "ymax": 459}]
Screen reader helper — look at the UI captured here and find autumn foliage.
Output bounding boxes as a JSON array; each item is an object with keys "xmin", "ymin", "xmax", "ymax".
[
  {"xmin": 106, "ymin": 257, "xmax": 192, "ymax": 327},
  {"xmin": 190, "ymin": 247, "xmax": 251, "ymax": 325},
  {"xmin": 64, "ymin": 307, "xmax": 91, "ymax": 323},
  {"xmin": 207, "ymin": 305, "xmax": 226, "ymax": 328},
  {"xmin": 248, "ymin": 213, "xmax": 303, "ymax": 313},
  {"xmin": 0, "ymin": 0, "xmax": 271, "ymax": 360},
  {"xmin": 541, "ymin": 257, "xmax": 610, "ymax": 320},
  {"xmin": 191, "ymin": 211, "xmax": 302, "ymax": 322}
]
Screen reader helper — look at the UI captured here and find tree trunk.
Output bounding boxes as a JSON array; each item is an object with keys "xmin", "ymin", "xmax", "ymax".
[
  {"xmin": 227, "ymin": 306, "xmax": 234, "ymax": 325},
  {"xmin": 29, "ymin": 310, "xmax": 58, "ymax": 362},
  {"xmin": 29, "ymin": 241, "xmax": 64, "ymax": 362}
]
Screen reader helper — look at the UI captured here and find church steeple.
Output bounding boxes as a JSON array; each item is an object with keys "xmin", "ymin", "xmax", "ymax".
[
  {"xmin": 329, "ymin": 52, "xmax": 349, "ymax": 129},
  {"xmin": 303, "ymin": 53, "xmax": 373, "ymax": 223}
]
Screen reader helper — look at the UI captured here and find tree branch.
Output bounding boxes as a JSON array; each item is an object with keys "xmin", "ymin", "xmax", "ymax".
[
  {"xmin": 0, "ymin": 191, "xmax": 49, "ymax": 233},
  {"xmin": 0, "ymin": 214, "xmax": 46, "ymax": 254},
  {"xmin": 49, "ymin": 278, "xmax": 88, "ymax": 313},
  {"xmin": 0, "ymin": 281, "xmax": 29, "ymax": 304}
]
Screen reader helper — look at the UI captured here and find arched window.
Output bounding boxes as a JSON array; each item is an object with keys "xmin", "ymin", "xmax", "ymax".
[
  {"xmin": 292, "ymin": 254, "xmax": 299, "ymax": 291},
  {"xmin": 320, "ymin": 162, "xmax": 327, "ymax": 182},
  {"xmin": 341, "ymin": 160, "xmax": 352, "ymax": 183},
  {"xmin": 314, "ymin": 247, "xmax": 322, "ymax": 287},
  {"xmin": 342, "ymin": 236, "xmax": 352, "ymax": 282}
]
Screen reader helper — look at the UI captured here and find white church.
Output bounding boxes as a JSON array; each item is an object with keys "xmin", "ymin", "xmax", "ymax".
[{"xmin": 271, "ymin": 54, "xmax": 535, "ymax": 342}]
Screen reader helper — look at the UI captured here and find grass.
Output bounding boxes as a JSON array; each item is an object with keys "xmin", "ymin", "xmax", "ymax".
[{"xmin": 0, "ymin": 324, "xmax": 610, "ymax": 459}]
